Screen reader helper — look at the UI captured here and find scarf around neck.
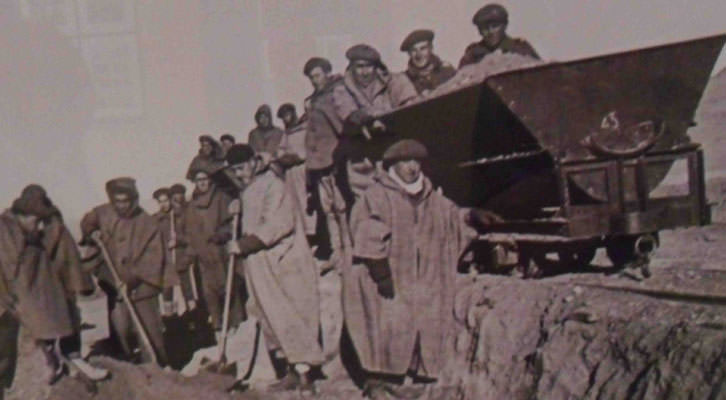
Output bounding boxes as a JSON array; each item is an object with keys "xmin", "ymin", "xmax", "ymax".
[{"xmin": 388, "ymin": 167, "xmax": 424, "ymax": 196}]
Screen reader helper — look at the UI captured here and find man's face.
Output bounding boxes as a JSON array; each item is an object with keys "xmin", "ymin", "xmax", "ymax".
[
  {"xmin": 308, "ymin": 66, "xmax": 329, "ymax": 92},
  {"xmin": 230, "ymin": 160, "xmax": 257, "ymax": 186},
  {"xmin": 157, "ymin": 194, "xmax": 171, "ymax": 214},
  {"xmin": 200, "ymin": 140, "xmax": 213, "ymax": 156},
  {"xmin": 408, "ymin": 41, "xmax": 433, "ymax": 68},
  {"xmin": 171, "ymin": 193, "xmax": 185, "ymax": 211},
  {"xmin": 479, "ymin": 21, "xmax": 507, "ymax": 48},
  {"xmin": 281, "ymin": 110, "xmax": 296, "ymax": 128},
  {"xmin": 16, "ymin": 213, "xmax": 40, "ymax": 235},
  {"xmin": 221, "ymin": 139, "xmax": 234, "ymax": 152},
  {"xmin": 352, "ymin": 60, "xmax": 376, "ymax": 88},
  {"xmin": 194, "ymin": 172, "xmax": 211, "ymax": 193},
  {"xmin": 112, "ymin": 193, "xmax": 133, "ymax": 217},
  {"xmin": 257, "ymin": 113, "xmax": 271, "ymax": 129},
  {"xmin": 393, "ymin": 159, "xmax": 422, "ymax": 184}
]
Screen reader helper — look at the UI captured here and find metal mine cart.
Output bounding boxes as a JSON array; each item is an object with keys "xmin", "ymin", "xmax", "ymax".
[{"xmin": 357, "ymin": 34, "xmax": 726, "ymax": 277}]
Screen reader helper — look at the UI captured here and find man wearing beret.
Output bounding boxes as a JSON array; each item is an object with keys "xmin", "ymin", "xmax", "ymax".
[
  {"xmin": 183, "ymin": 167, "xmax": 244, "ymax": 340},
  {"xmin": 249, "ymin": 104, "xmax": 285, "ymax": 156},
  {"xmin": 80, "ymin": 178, "xmax": 168, "ymax": 365},
  {"xmin": 345, "ymin": 139, "xmax": 499, "ymax": 398},
  {"xmin": 186, "ymin": 135, "xmax": 226, "ymax": 181},
  {"xmin": 459, "ymin": 3, "xmax": 539, "ymax": 67},
  {"xmin": 400, "ymin": 29, "xmax": 456, "ymax": 96},
  {"xmin": 224, "ymin": 144, "xmax": 323, "ymax": 392}
]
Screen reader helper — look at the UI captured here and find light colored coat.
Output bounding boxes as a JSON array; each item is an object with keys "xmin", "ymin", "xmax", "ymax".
[
  {"xmin": 345, "ymin": 172, "xmax": 474, "ymax": 377},
  {"xmin": 239, "ymin": 169, "xmax": 323, "ymax": 365},
  {"xmin": 332, "ymin": 69, "xmax": 418, "ymax": 121}
]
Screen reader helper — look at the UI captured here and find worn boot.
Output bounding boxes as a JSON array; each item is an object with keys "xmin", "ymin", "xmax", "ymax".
[
  {"xmin": 38, "ymin": 341, "xmax": 64, "ymax": 385},
  {"xmin": 266, "ymin": 368, "xmax": 300, "ymax": 392}
]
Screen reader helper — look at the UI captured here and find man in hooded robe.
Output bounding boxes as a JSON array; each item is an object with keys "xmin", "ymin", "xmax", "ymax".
[
  {"xmin": 248, "ymin": 104, "xmax": 285, "ymax": 156},
  {"xmin": 186, "ymin": 135, "xmax": 226, "ymax": 181}
]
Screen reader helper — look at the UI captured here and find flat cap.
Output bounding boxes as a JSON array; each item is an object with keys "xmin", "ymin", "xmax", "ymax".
[
  {"xmin": 277, "ymin": 103, "xmax": 296, "ymax": 118},
  {"xmin": 303, "ymin": 57, "xmax": 332, "ymax": 76},
  {"xmin": 169, "ymin": 184, "xmax": 187, "ymax": 195},
  {"xmin": 345, "ymin": 44, "xmax": 381, "ymax": 64},
  {"xmin": 383, "ymin": 139, "xmax": 428, "ymax": 163},
  {"xmin": 105, "ymin": 177, "xmax": 138, "ymax": 199},
  {"xmin": 220, "ymin": 134, "xmax": 235, "ymax": 143},
  {"xmin": 472, "ymin": 3, "xmax": 508, "ymax": 26},
  {"xmin": 152, "ymin": 187, "xmax": 170, "ymax": 200},
  {"xmin": 225, "ymin": 144, "xmax": 256, "ymax": 165},
  {"xmin": 400, "ymin": 29, "xmax": 434, "ymax": 52}
]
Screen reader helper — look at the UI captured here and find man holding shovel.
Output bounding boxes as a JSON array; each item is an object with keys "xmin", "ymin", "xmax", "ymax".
[
  {"xmin": 80, "ymin": 177, "xmax": 168, "ymax": 366},
  {"xmin": 223, "ymin": 144, "xmax": 324, "ymax": 393}
]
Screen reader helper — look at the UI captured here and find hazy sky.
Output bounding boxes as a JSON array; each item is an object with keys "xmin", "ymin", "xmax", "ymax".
[{"xmin": 1, "ymin": 0, "xmax": 725, "ymax": 231}]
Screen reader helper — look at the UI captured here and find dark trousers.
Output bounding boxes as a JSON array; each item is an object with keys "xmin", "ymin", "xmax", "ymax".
[
  {"xmin": 100, "ymin": 281, "xmax": 168, "ymax": 366},
  {"xmin": 199, "ymin": 271, "xmax": 245, "ymax": 331},
  {"xmin": 0, "ymin": 312, "xmax": 20, "ymax": 396},
  {"xmin": 177, "ymin": 267, "xmax": 197, "ymax": 302}
]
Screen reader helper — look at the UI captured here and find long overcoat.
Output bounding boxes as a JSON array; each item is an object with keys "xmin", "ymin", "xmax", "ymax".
[
  {"xmin": 80, "ymin": 204, "xmax": 164, "ymax": 301},
  {"xmin": 345, "ymin": 172, "xmax": 474, "ymax": 377},
  {"xmin": 183, "ymin": 186, "xmax": 231, "ymax": 292},
  {"xmin": 0, "ymin": 211, "xmax": 75, "ymax": 339},
  {"xmin": 239, "ymin": 169, "xmax": 323, "ymax": 365}
]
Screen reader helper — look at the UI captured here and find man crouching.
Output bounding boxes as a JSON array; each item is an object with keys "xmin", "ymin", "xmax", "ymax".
[{"xmin": 224, "ymin": 144, "xmax": 323, "ymax": 393}]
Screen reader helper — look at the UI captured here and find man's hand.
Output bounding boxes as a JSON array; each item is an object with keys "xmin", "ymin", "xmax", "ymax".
[
  {"xmin": 466, "ymin": 208, "xmax": 504, "ymax": 231},
  {"xmin": 276, "ymin": 153, "xmax": 304, "ymax": 169},
  {"xmin": 237, "ymin": 234, "xmax": 266, "ymax": 257},
  {"xmin": 167, "ymin": 239, "xmax": 177, "ymax": 250},
  {"xmin": 226, "ymin": 240, "xmax": 241, "ymax": 256},
  {"xmin": 348, "ymin": 109, "xmax": 373, "ymax": 126},
  {"xmin": 363, "ymin": 258, "xmax": 395, "ymax": 299},
  {"xmin": 228, "ymin": 199, "xmax": 241, "ymax": 215},
  {"xmin": 208, "ymin": 231, "xmax": 232, "ymax": 245},
  {"xmin": 90, "ymin": 230, "xmax": 103, "ymax": 243}
]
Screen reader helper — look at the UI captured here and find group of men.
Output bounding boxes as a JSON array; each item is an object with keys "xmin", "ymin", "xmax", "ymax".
[{"xmin": 0, "ymin": 4, "xmax": 534, "ymax": 399}]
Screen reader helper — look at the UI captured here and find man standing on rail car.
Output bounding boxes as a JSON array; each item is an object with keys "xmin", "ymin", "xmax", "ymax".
[
  {"xmin": 332, "ymin": 43, "xmax": 419, "ymax": 203},
  {"xmin": 345, "ymin": 139, "xmax": 501, "ymax": 398},
  {"xmin": 459, "ymin": 3, "xmax": 539, "ymax": 67},
  {"xmin": 400, "ymin": 29, "xmax": 456, "ymax": 96},
  {"xmin": 80, "ymin": 178, "xmax": 169, "ymax": 366}
]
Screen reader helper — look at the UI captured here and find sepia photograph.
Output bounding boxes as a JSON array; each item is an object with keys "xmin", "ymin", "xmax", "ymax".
[{"xmin": 1, "ymin": 1, "xmax": 726, "ymax": 399}]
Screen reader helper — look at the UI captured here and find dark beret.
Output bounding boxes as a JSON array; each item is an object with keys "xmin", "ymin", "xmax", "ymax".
[
  {"xmin": 345, "ymin": 44, "xmax": 381, "ymax": 64},
  {"xmin": 225, "ymin": 144, "xmax": 256, "ymax": 165},
  {"xmin": 152, "ymin": 187, "xmax": 170, "ymax": 200},
  {"xmin": 220, "ymin": 134, "xmax": 235, "ymax": 143},
  {"xmin": 303, "ymin": 57, "xmax": 332, "ymax": 76},
  {"xmin": 383, "ymin": 139, "xmax": 428, "ymax": 163},
  {"xmin": 199, "ymin": 135, "xmax": 215, "ymax": 145},
  {"xmin": 105, "ymin": 177, "xmax": 138, "ymax": 199},
  {"xmin": 276, "ymin": 103, "xmax": 296, "ymax": 118},
  {"xmin": 472, "ymin": 3, "xmax": 508, "ymax": 26},
  {"xmin": 169, "ymin": 184, "xmax": 187, "ymax": 195},
  {"xmin": 400, "ymin": 29, "xmax": 434, "ymax": 52}
]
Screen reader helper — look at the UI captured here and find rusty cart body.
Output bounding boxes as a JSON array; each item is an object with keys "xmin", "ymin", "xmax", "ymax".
[{"xmin": 358, "ymin": 34, "xmax": 726, "ymax": 275}]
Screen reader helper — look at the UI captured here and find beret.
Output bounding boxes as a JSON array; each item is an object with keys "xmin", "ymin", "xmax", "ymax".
[
  {"xmin": 220, "ymin": 134, "xmax": 235, "ymax": 143},
  {"xmin": 400, "ymin": 29, "xmax": 434, "ymax": 52},
  {"xmin": 105, "ymin": 177, "xmax": 138, "ymax": 199},
  {"xmin": 382, "ymin": 139, "xmax": 428, "ymax": 162},
  {"xmin": 225, "ymin": 144, "xmax": 256, "ymax": 165},
  {"xmin": 303, "ymin": 57, "xmax": 332, "ymax": 76},
  {"xmin": 472, "ymin": 3, "xmax": 508, "ymax": 26},
  {"xmin": 152, "ymin": 187, "xmax": 170, "ymax": 200},
  {"xmin": 345, "ymin": 44, "xmax": 381, "ymax": 64},
  {"xmin": 276, "ymin": 103, "xmax": 296, "ymax": 118},
  {"xmin": 199, "ymin": 135, "xmax": 215, "ymax": 145},
  {"xmin": 169, "ymin": 184, "xmax": 187, "ymax": 195}
]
